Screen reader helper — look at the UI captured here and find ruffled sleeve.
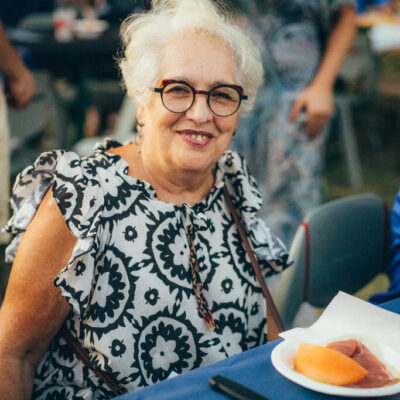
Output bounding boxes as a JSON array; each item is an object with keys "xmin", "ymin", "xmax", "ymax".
[
  {"xmin": 249, "ymin": 216, "xmax": 292, "ymax": 277},
  {"xmin": 4, "ymin": 150, "xmax": 104, "ymax": 317},
  {"xmin": 218, "ymin": 151, "xmax": 292, "ymax": 277}
]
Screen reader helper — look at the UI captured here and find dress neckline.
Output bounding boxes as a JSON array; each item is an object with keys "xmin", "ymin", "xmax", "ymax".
[{"xmin": 93, "ymin": 138, "xmax": 228, "ymax": 214}]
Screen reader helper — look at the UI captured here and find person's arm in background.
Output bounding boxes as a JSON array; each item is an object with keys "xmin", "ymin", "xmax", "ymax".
[
  {"xmin": 0, "ymin": 20, "xmax": 36, "ymax": 109},
  {"xmin": 386, "ymin": 191, "xmax": 400, "ymax": 293},
  {"xmin": 289, "ymin": 6, "xmax": 357, "ymax": 138},
  {"xmin": 0, "ymin": 189, "xmax": 76, "ymax": 399},
  {"xmin": 370, "ymin": 189, "xmax": 400, "ymax": 304}
]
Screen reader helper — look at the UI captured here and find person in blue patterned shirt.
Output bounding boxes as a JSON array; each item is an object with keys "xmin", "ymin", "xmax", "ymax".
[
  {"xmin": 231, "ymin": 0, "xmax": 357, "ymax": 246},
  {"xmin": 370, "ymin": 188, "xmax": 400, "ymax": 304}
]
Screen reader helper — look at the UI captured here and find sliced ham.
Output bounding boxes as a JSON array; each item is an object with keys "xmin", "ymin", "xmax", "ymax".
[{"xmin": 327, "ymin": 339, "xmax": 396, "ymax": 388}]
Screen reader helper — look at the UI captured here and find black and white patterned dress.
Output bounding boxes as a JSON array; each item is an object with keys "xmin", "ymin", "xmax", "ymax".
[{"xmin": 5, "ymin": 139, "xmax": 290, "ymax": 399}]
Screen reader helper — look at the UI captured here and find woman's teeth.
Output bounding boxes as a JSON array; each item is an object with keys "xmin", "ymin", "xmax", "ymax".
[
  {"xmin": 180, "ymin": 132, "xmax": 208, "ymax": 141},
  {"xmin": 189, "ymin": 134, "xmax": 206, "ymax": 141}
]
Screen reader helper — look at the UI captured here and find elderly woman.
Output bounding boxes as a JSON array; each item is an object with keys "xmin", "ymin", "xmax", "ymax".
[{"xmin": 0, "ymin": 0, "xmax": 290, "ymax": 398}]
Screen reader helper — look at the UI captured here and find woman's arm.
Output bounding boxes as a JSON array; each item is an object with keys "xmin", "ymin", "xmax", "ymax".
[
  {"xmin": 0, "ymin": 189, "xmax": 76, "ymax": 399},
  {"xmin": 289, "ymin": 6, "xmax": 357, "ymax": 137}
]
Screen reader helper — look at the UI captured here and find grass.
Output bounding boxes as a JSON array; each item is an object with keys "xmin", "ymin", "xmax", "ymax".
[
  {"xmin": 325, "ymin": 48, "xmax": 400, "ymax": 208},
  {"xmin": 325, "ymin": 101, "xmax": 400, "ymax": 207}
]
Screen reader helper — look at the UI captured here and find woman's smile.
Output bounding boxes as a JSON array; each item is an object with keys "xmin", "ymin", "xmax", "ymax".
[{"xmin": 178, "ymin": 129, "xmax": 213, "ymax": 147}]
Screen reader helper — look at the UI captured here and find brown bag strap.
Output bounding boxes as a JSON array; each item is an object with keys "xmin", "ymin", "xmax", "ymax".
[
  {"xmin": 60, "ymin": 325, "xmax": 127, "ymax": 396},
  {"xmin": 223, "ymin": 186, "xmax": 285, "ymax": 341}
]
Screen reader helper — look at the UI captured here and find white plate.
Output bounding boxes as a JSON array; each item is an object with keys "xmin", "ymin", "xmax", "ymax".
[
  {"xmin": 73, "ymin": 19, "xmax": 108, "ymax": 39},
  {"xmin": 271, "ymin": 335, "xmax": 400, "ymax": 397}
]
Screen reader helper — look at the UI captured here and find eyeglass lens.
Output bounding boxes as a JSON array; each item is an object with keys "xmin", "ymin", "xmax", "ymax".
[{"xmin": 161, "ymin": 82, "xmax": 241, "ymax": 116}]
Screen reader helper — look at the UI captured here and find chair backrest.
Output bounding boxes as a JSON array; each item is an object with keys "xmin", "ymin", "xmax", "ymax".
[{"xmin": 273, "ymin": 194, "xmax": 390, "ymax": 329}]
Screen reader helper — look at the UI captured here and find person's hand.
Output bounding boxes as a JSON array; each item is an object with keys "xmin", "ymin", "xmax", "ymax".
[
  {"xmin": 5, "ymin": 65, "xmax": 36, "ymax": 109},
  {"xmin": 289, "ymin": 82, "xmax": 334, "ymax": 138}
]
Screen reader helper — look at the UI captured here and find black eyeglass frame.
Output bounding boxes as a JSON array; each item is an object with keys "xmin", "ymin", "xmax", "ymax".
[{"xmin": 153, "ymin": 79, "xmax": 248, "ymax": 117}]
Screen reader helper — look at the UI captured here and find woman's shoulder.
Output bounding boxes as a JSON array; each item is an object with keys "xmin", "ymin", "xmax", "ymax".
[
  {"xmin": 215, "ymin": 150, "xmax": 291, "ymax": 275},
  {"xmin": 19, "ymin": 139, "xmax": 126, "ymax": 182},
  {"xmin": 4, "ymin": 139, "xmax": 128, "ymax": 243},
  {"xmin": 52, "ymin": 139, "xmax": 137, "ymax": 191},
  {"xmin": 216, "ymin": 150, "xmax": 262, "ymax": 213},
  {"xmin": 217, "ymin": 150, "xmax": 253, "ymax": 177},
  {"xmin": 80, "ymin": 138, "xmax": 127, "ymax": 168}
]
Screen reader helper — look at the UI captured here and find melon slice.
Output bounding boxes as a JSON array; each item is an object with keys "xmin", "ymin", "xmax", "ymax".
[{"xmin": 294, "ymin": 343, "xmax": 368, "ymax": 386}]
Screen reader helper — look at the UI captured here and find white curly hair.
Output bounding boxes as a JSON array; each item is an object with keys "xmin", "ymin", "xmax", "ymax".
[{"xmin": 118, "ymin": 0, "xmax": 263, "ymax": 114}]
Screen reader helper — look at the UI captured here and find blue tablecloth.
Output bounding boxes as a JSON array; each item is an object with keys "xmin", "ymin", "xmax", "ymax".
[
  {"xmin": 114, "ymin": 298, "xmax": 400, "ymax": 400},
  {"xmin": 380, "ymin": 297, "xmax": 400, "ymax": 313}
]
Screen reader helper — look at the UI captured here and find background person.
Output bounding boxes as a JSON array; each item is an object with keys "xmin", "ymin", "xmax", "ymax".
[
  {"xmin": 0, "ymin": 0, "xmax": 290, "ymax": 398},
  {"xmin": 0, "ymin": 20, "xmax": 36, "ymax": 245},
  {"xmin": 231, "ymin": 0, "xmax": 357, "ymax": 246},
  {"xmin": 370, "ymin": 187, "xmax": 400, "ymax": 304},
  {"xmin": 357, "ymin": 0, "xmax": 393, "ymax": 14}
]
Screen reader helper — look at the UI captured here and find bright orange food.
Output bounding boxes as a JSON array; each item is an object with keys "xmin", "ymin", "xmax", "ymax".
[{"xmin": 294, "ymin": 343, "xmax": 368, "ymax": 386}]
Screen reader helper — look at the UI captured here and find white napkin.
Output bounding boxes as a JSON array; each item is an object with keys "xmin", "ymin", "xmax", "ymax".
[
  {"xmin": 369, "ymin": 25, "xmax": 400, "ymax": 53},
  {"xmin": 280, "ymin": 291, "xmax": 400, "ymax": 353}
]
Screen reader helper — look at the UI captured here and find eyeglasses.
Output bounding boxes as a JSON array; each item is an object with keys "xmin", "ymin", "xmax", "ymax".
[{"xmin": 153, "ymin": 80, "xmax": 248, "ymax": 117}]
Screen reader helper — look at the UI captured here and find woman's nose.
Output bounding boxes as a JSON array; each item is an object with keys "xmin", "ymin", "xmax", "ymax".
[{"xmin": 185, "ymin": 94, "xmax": 213, "ymax": 124}]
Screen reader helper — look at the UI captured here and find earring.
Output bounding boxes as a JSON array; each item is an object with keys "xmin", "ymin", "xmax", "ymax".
[
  {"xmin": 136, "ymin": 121, "xmax": 145, "ymax": 137},
  {"xmin": 232, "ymin": 131, "xmax": 236, "ymax": 136},
  {"xmin": 135, "ymin": 121, "xmax": 144, "ymax": 147}
]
